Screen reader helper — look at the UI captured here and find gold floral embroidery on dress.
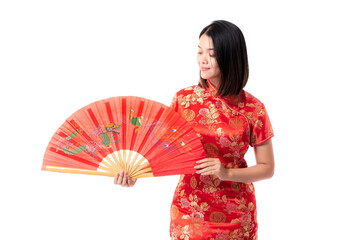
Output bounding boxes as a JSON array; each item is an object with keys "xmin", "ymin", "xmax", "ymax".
[
  {"xmin": 254, "ymin": 119, "xmax": 263, "ymax": 130},
  {"xmin": 229, "ymin": 118, "xmax": 244, "ymax": 130},
  {"xmin": 190, "ymin": 175, "xmax": 197, "ymax": 189},
  {"xmin": 203, "ymin": 142, "xmax": 219, "ymax": 157},
  {"xmin": 193, "ymin": 86, "xmax": 206, "ymax": 97},
  {"xmin": 176, "ymin": 192, "xmax": 210, "ymax": 238},
  {"xmin": 257, "ymin": 108, "xmax": 265, "ymax": 117},
  {"xmin": 215, "ymin": 131, "xmax": 248, "ymax": 168},
  {"xmin": 245, "ymin": 112, "xmax": 254, "ymax": 124},
  {"xmin": 246, "ymin": 103, "xmax": 255, "ymax": 108},
  {"xmin": 179, "ymin": 86, "xmax": 206, "ymax": 109},
  {"xmin": 172, "ymin": 223, "xmax": 205, "ymax": 240},
  {"xmin": 199, "ymin": 175, "xmax": 221, "ymax": 193},
  {"xmin": 209, "ymin": 211, "xmax": 227, "ymax": 224},
  {"xmin": 198, "ymin": 106, "xmax": 220, "ymax": 126},
  {"xmin": 171, "ymin": 205, "xmax": 179, "ymax": 220},
  {"xmin": 231, "ymin": 182, "xmax": 241, "ymax": 192},
  {"xmin": 181, "ymin": 109, "xmax": 196, "ymax": 121}
]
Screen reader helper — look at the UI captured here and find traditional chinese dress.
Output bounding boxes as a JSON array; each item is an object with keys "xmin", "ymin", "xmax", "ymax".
[{"xmin": 169, "ymin": 80, "xmax": 274, "ymax": 240}]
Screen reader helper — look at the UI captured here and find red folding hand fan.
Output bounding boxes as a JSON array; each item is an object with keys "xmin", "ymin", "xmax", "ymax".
[{"xmin": 42, "ymin": 96, "xmax": 206, "ymax": 178}]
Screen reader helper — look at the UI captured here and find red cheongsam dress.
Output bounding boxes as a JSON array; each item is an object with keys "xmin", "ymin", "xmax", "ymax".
[{"xmin": 169, "ymin": 80, "xmax": 274, "ymax": 240}]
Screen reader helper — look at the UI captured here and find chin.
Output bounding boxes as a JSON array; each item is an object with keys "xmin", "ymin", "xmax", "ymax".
[{"xmin": 201, "ymin": 73, "xmax": 211, "ymax": 80}]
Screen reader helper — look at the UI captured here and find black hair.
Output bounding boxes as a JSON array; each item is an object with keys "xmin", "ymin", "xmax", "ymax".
[{"xmin": 198, "ymin": 20, "xmax": 249, "ymax": 97}]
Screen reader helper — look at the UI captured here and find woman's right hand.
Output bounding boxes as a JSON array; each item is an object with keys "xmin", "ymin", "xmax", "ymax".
[{"xmin": 114, "ymin": 171, "xmax": 137, "ymax": 187}]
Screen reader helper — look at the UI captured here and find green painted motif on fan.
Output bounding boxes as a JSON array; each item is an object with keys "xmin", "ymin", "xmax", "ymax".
[
  {"xmin": 100, "ymin": 132, "xmax": 110, "ymax": 146},
  {"xmin": 66, "ymin": 129, "xmax": 79, "ymax": 140},
  {"xmin": 61, "ymin": 123, "xmax": 120, "ymax": 155},
  {"xmin": 105, "ymin": 123, "xmax": 121, "ymax": 134},
  {"xmin": 62, "ymin": 145, "xmax": 87, "ymax": 155},
  {"xmin": 130, "ymin": 117, "xmax": 142, "ymax": 127},
  {"xmin": 129, "ymin": 108, "xmax": 142, "ymax": 127}
]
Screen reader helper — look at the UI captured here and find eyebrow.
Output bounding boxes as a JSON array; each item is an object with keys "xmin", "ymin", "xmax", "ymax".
[{"xmin": 198, "ymin": 45, "xmax": 214, "ymax": 50}]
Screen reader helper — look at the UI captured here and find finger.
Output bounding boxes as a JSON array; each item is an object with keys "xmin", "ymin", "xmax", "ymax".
[
  {"xmin": 117, "ymin": 171, "xmax": 125, "ymax": 185},
  {"xmin": 194, "ymin": 163, "xmax": 207, "ymax": 169},
  {"xmin": 194, "ymin": 161, "xmax": 216, "ymax": 169},
  {"xmin": 114, "ymin": 172, "xmax": 119, "ymax": 184},
  {"xmin": 196, "ymin": 159, "xmax": 207, "ymax": 164},
  {"xmin": 133, "ymin": 178, "xmax": 138, "ymax": 185},
  {"xmin": 196, "ymin": 158, "xmax": 218, "ymax": 163},
  {"xmin": 121, "ymin": 171, "xmax": 128, "ymax": 186},
  {"xmin": 125, "ymin": 174, "xmax": 132, "ymax": 187},
  {"xmin": 116, "ymin": 172, "xmax": 124, "ymax": 185},
  {"xmin": 196, "ymin": 158, "xmax": 212, "ymax": 164},
  {"xmin": 129, "ymin": 178, "xmax": 137, "ymax": 187},
  {"xmin": 200, "ymin": 170, "xmax": 215, "ymax": 175},
  {"xmin": 196, "ymin": 168, "xmax": 214, "ymax": 175},
  {"xmin": 196, "ymin": 166, "xmax": 216, "ymax": 174}
]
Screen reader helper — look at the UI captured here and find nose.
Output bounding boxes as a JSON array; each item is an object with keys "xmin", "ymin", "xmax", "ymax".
[{"xmin": 199, "ymin": 54, "xmax": 208, "ymax": 65}]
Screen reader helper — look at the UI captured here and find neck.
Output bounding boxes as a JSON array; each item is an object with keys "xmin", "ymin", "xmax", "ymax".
[{"xmin": 209, "ymin": 79, "xmax": 220, "ymax": 89}]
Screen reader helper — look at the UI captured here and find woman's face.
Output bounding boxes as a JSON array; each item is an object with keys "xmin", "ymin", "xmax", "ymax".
[{"xmin": 197, "ymin": 34, "xmax": 221, "ymax": 87}]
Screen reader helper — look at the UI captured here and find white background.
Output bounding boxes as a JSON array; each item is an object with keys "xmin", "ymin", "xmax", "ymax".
[{"xmin": 1, "ymin": 0, "xmax": 359, "ymax": 239}]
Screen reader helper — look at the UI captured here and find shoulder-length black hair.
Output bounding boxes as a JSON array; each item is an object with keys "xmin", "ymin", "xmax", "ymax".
[{"xmin": 198, "ymin": 20, "xmax": 249, "ymax": 97}]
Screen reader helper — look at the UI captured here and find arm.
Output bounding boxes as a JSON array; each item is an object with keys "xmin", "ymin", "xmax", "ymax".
[
  {"xmin": 226, "ymin": 139, "xmax": 274, "ymax": 183},
  {"xmin": 195, "ymin": 139, "xmax": 274, "ymax": 183}
]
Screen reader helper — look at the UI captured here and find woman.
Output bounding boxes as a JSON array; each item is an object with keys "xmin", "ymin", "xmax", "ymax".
[{"xmin": 115, "ymin": 20, "xmax": 275, "ymax": 240}]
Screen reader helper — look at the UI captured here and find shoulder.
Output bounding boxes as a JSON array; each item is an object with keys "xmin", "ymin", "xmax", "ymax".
[
  {"xmin": 173, "ymin": 85, "xmax": 205, "ymax": 97},
  {"xmin": 241, "ymin": 90, "xmax": 270, "ymax": 125},
  {"xmin": 171, "ymin": 85, "xmax": 207, "ymax": 111},
  {"xmin": 172, "ymin": 85, "xmax": 207, "ymax": 103},
  {"xmin": 242, "ymin": 91, "xmax": 274, "ymax": 146},
  {"xmin": 242, "ymin": 90, "xmax": 265, "ymax": 107}
]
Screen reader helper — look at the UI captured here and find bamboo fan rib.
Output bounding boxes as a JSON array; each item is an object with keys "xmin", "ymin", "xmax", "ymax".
[{"xmin": 42, "ymin": 96, "xmax": 206, "ymax": 178}]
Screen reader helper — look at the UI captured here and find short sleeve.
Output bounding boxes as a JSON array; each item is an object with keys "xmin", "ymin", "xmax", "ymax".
[
  {"xmin": 250, "ymin": 103, "xmax": 274, "ymax": 147},
  {"xmin": 170, "ymin": 92, "xmax": 179, "ymax": 113}
]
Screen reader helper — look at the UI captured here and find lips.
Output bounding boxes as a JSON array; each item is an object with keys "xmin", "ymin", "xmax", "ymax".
[{"xmin": 201, "ymin": 67, "xmax": 210, "ymax": 71}]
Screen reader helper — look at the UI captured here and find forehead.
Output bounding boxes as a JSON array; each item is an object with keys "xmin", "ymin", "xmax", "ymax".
[{"xmin": 198, "ymin": 34, "xmax": 214, "ymax": 49}]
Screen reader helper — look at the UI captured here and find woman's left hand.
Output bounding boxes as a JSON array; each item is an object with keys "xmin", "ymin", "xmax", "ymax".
[{"xmin": 194, "ymin": 158, "xmax": 228, "ymax": 180}]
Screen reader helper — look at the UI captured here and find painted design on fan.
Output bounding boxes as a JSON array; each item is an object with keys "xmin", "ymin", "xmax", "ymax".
[
  {"xmin": 163, "ymin": 130, "xmax": 185, "ymax": 147},
  {"xmin": 171, "ymin": 129, "xmax": 185, "ymax": 146},
  {"xmin": 126, "ymin": 109, "xmax": 188, "ymax": 153},
  {"xmin": 58, "ymin": 117, "xmax": 191, "ymax": 157},
  {"xmin": 66, "ymin": 129, "xmax": 79, "ymax": 140},
  {"xmin": 129, "ymin": 108, "xmax": 143, "ymax": 133},
  {"xmin": 146, "ymin": 123, "xmax": 192, "ymax": 155},
  {"xmin": 105, "ymin": 123, "xmax": 121, "ymax": 134},
  {"xmin": 59, "ymin": 122, "xmax": 121, "ymax": 155}
]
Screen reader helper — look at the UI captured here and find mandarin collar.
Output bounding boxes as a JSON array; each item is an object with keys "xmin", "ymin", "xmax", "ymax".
[
  {"xmin": 206, "ymin": 80, "xmax": 245, "ymax": 109},
  {"xmin": 207, "ymin": 79, "xmax": 218, "ymax": 97}
]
